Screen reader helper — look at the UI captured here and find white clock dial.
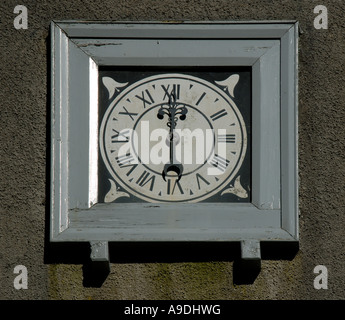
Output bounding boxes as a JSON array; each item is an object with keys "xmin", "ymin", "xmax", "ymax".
[{"xmin": 99, "ymin": 73, "xmax": 247, "ymax": 203}]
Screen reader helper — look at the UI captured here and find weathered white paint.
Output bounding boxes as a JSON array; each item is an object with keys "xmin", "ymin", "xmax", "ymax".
[
  {"xmin": 104, "ymin": 179, "xmax": 130, "ymax": 203},
  {"xmin": 50, "ymin": 22, "xmax": 298, "ymax": 251},
  {"xmin": 215, "ymin": 74, "xmax": 240, "ymax": 98}
]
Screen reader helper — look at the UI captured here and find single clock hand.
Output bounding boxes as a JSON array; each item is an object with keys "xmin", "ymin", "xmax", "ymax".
[{"xmin": 157, "ymin": 93, "xmax": 188, "ymax": 182}]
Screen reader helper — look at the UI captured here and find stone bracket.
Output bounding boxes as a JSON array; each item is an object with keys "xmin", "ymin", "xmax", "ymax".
[
  {"xmin": 87, "ymin": 241, "xmax": 110, "ymax": 285},
  {"xmin": 90, "ymin": 241, "xmax": 110, "ymax": 262},
  {"xmin": 241, "ymin": 240, "xmax": 261, "ymax": 260}
]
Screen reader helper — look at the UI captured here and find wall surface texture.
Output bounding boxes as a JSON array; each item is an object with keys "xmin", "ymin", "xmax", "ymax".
[{"xmin": 0, "ymin": 0, "xmax": 344, "ymax": 300}]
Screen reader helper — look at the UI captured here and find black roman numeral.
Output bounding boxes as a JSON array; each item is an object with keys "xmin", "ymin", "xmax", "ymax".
[
  {"xmin": 218, "ymin": 134, "xmax": 236, "ymax": 143},
  {"xmin": 162, "ymin": 84, "xmax": 180, "ymax": 101},
  {"xmin": 196, "ymin": 173, "xmax": 210, "ymax": 190},
  {"xmin": 116, "ymin": 153, "xmax": 134, "ymax": 167},
  {"xmin": 210, "ymin": 109, "xmax": 228, "ymax": 121},
  {"xmin": 167, "ymin": 178, "xmax": 184, "ymax": 195},
  {"xmin": 118, "ymin": 106, "xmax": 138, "ymax": 121},
  {"xmin": 196, "ymin": 92, "xmax": 206, "ymax": 106},
  {"xmin": 111, "ymin": 129, "xmax": 130, "ymax": 143},
  {"xmin": 135, "ymin": 89, "xmax": 155, "ymax": 108},
  {"xmin": 136, "ymin": 170, "xmax": 156, "ymax": 191},
  {"xmin": 115, "ymin": 153, "xmax": 138, "ymax": 176},
  {"xmin": 210, "ymin": 154, "xmax": 230, "ymax": 172}
]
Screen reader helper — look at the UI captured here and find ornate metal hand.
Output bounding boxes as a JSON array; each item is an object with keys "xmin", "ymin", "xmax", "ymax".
[{"xmin": 157, "ymin": 93, "xmax": 188, "ymax": 181}]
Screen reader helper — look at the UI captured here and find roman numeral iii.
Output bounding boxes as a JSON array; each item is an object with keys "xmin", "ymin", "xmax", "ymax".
[{"xmin": 218, "ymin": 134, "xmax": 236, "ymax": 143}]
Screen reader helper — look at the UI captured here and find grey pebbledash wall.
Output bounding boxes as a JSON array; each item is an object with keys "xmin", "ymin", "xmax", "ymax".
[{"xmin": 0, "ymin": 0, "xmax": 344, "ymax": 300}]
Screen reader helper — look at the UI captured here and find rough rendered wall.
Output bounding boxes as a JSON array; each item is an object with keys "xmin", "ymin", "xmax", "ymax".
[{"xmin": 0, "ymin": 0, "xmax": 344, "ymax": 300}]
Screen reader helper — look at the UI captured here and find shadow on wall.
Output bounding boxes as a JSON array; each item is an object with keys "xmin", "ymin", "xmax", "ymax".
[{"xmin": 44, "ymin": 240, "xmax": 298, "ymax": 288}]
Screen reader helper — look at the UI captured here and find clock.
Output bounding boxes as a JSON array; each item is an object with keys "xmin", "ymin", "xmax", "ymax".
[
  {"xmin": 51, "ymin": 22, "xmax": 299, "ymax": 258},
  {"xmin": 99, "ymin": 69, "xmax": 251, "ymax": 203}
]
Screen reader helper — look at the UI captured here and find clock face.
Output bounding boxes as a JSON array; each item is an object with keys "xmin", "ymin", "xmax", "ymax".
[{"xmin": 98, "ymin": 69, "xmax": 251, "ymax": 203}]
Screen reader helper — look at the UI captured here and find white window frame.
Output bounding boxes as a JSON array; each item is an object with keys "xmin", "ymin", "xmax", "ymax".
[{"xmin": 50, "ymin": 21, "xmax": 299, "ymax": 260}]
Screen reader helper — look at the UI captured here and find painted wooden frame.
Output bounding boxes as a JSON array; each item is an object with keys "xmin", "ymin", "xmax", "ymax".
[{"xmin": 50, "ymin": 21, "xmax": 299, "ymax": 260}]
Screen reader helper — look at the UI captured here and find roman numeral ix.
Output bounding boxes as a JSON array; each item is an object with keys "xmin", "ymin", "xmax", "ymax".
[{"xmin": 111, "ymin": 129, "xmax": 130, "ymax": 143}]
